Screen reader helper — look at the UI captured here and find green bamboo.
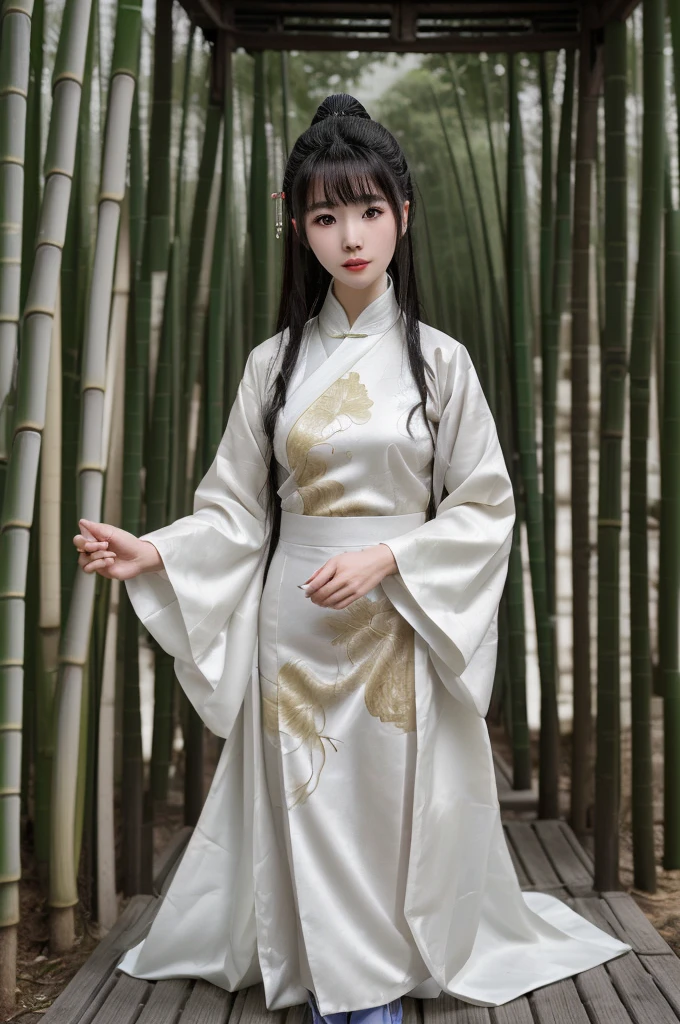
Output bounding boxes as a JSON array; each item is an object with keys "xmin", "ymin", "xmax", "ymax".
[
  {"xmin": 543, "ymin": 51, "xmax": 575, "ymax": 628},
  {"xmin": 507, "ymin": 54, "xmax": 559, "ymax": 820},
  {"xmin": 661, "ymin": 166, "xmax": 680, "ymax": 869},
  {"xmin": 179, "ymin": 80, "xmax": 219, "ymax": 516},
  {"xmin": 205, "ymin": 41, "xmax": 234, "ymax": 464},
  {"xmin": 595, "ymin": 19, "xmax": 627, "ymax": 891},
  {"xmin": 446, "ymin": 56, "xmax": 502, "ymax": 404},
  {"xmin": 480, "ymin": 55, "xmax": 506, "ymax": 251},
  {"xmin": 49, "ymin": 0, "xmax": 141, "ymax": 948},
  {"xmin": 431, "ymin": 87, "xmax": 489, "ymax": 391},
  {"xmin": 120, "ymin": 82, "xmax": 145, "ymax": 899},
  {"xmin": 507, "ymin": 516, "xmax": 531, "ymax": 790},
  {"xmin": 538, "ymin": 53, "xmax": 555, "ymax": 619},
  {"xmin": 20, "ymin": 0, "xmax": 42, "ymax": 312},
  {"xmin": 0, "ymin": 0, "xmax": 33, "ymax": 507},
  {"xmin": 144, "ymin": 0, "xmax": 172, "ymax": 421},
  {"xmin": 570, "ymin": 21, "xmax": 601, "ymax": 838},
  {"xmin": 627, "ymin": 0, "xmax": 664, "ymax": 894},
  {"xmin": 145, "ymin": 238, "xmax": 174, "ymax": 811},
  {"xmin": 60, "ymin": 11, "xmax": 96, "ymax": 621},
  {"xmin": 249, "ymin": 51, "xmax": 269, "ymax": 349},
  {"xmin": 0, "ymin": 0, "xmax": 92, "ymax": 1001}
]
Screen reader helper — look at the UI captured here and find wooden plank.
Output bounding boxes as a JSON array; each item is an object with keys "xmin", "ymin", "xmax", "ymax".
[
  {"xmin": 137, "ymin": 978, "xmax": 190, "ymax": 1023},
  {"xmin": 555, "ymin": 821, "xmax": 595, "ymax": 871},
  {"xmin": 78, "ymin": 975, "xmax": 120, "ymax": 1024},
  {"xmin": 493, "ymin": 749, "xmax": 513, "ymax": 787},
  {"xmin": 573, "ymin": 965, "xmax": 635, "ymax": 1023},
  {"xmin": 530, "ymin": 978, "xmax": 591, "ymax": 1023},
  {"xmin": 606, "ymin": 949, "xmax": 680, "ymax": 1024},
  {"xmin": 153, "ymin": 826, "xmax": 193, "ymax": 896},
  {"xmin": 284, "ymin": 1002, "xmax": 310, "ymax": 1024},
  {"xmin": 502, "ymin": 824, "xmax": 531, "ymax": 886},
  {"xmin": 639, "ymin": 954, "xmax": 680, "ymax": 1019},
  {"xmin": 228, "ymin": 987, "xmax": 250, "ymax": 1024},
  {"xmin": 43, "ymin": 895, "xmax": 155, "ymax": 1024},
  {"xmin": 89, "ymin": 974, "xmax": 152, "ymax": 1024},
  {"xmin": 602, "ymin": 893, "xmax": 676, "ymax": 956},
  {"xmin": 532, "ymin": 820, "xmax": 593, "ymax": 891},
  {"xmin": 504, "ymin": 821, "xmax": 562, "ymax": 888},
  {"xmin": 422, "ymin": 993, "xmax": 491, "ymax": 1022},
  {"xmin": 494, "ymin": 996, "xmax": 535, "ymax": 1023},
  {"xmin": 227, "ymin": 30, "xmax": 581, "ymax": 53},
  {"xmin": 522, "ymin": 884, "xmax": 570, "ymax": 900},
  {"xmin": 238, "ymin": 985, "xmax": 286, "ymax": 1024},
  {"xmin": 180, "ymin": 979, "xmax": 234, "ymax": 1024},
  {"xmin": 566, "ymin": 896, "xmax": 623, "ymax": 941}
]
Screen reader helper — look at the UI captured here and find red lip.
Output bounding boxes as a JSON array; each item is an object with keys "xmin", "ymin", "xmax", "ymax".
[{"xmin": 342, "ymin": 259, "xmax": 369, "ymax": 267}]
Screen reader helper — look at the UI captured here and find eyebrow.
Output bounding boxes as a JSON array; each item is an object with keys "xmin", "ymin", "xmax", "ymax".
[{"xmin": 306, "ymin": 193, "xmax": 388, "ymax": 213}]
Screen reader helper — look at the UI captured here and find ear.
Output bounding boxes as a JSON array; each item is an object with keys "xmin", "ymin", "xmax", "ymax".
[{"xmin": 401, "ymin": 200, "xmax": 410, "ymax": 237}]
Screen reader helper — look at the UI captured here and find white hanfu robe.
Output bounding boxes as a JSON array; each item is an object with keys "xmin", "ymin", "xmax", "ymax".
[{"xmin": 116, "ymin": 272, "xmax": 631, "ymax": 1013}]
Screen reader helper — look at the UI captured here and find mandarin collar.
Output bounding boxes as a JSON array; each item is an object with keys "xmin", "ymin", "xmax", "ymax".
[{"xmin": 317, "ymin": 271, "xmax": 401, "ymax": 340}]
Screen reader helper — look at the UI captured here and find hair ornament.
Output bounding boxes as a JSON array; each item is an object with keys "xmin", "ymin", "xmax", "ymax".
[{"xmin": 271, "ymin": 190, "xmax": 285, "ymax": 239}]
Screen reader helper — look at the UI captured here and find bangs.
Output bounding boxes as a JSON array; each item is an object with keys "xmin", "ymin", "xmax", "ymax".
[{"xmin": 292, "ymin": 150, "xmax": 401, "ymax": 221}]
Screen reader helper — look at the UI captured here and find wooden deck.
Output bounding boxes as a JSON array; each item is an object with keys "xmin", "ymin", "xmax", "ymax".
[{"xmin": 37, "ymin": 759, "xmax": 680, "ymax": 1024}]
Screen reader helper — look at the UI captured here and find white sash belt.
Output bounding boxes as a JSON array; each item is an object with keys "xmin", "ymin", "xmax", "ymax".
[{"xmin": 279, "ymin": 510, "xmax": 427, "ymax": 547}]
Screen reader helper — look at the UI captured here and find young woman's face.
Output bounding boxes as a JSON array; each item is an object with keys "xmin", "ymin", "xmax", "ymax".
[{"xmin": 294, "ymin": 179, "xmax": 409, "ymax": 292}]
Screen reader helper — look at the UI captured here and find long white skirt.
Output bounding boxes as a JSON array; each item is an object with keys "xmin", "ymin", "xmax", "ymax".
[{"xmin": 257, "ymin": 511, "xmax": 441, "ymax": 1012}]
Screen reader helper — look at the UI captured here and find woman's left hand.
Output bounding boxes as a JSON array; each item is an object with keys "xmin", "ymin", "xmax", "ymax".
[{"xmin": 302, "ymin": 543, "xmax": 398, "ymax": 609}]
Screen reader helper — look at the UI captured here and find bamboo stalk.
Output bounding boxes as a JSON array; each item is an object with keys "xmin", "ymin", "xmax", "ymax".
[
  {"xmin": 543, "ymin": 50, "xmax": 575, "ymax": 628},
  {"xmin": 0, "ymin": 0, "xmax": 34, "ymax": 500},
  {"xmin": 627, "ymin": 0, "xmax": 664, "ymax": 894},
  {"xmin": 570, "ymin": 21, "xmax": 601, "ymax": 839},
  {"xmin": 507, "ymin": 54, "xmax": 559, "ymax": 820},
  {"xmin": 661, "ymin": 162, "xmax": 680, "ymax": 870},
  {"xmin": 595, "ymin": 18, "xmax": 627, "ymax": 891},
  {"xmin": 0, "ymin": 0, "xmax": 92, "ymax": 1003},
  {"xmin": 249, "ymin": 51, "xmax": 269, "ymax": 349},
  {"xmin": 50, "ymin": 0, "xmax": 141, "ymax": 949}
]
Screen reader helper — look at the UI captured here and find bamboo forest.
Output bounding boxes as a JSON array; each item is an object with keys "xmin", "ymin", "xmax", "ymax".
[{"xmin": 5, "ymin": 0, "xmax": 680, "ymax": 1020}]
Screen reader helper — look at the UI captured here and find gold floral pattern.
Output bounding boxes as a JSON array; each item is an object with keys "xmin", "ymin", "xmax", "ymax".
[
  {"xmin": 263, "ymin": 595, "xmax": 415, "ymax": 808},
  {"xmin": 286, "ymin": 371, "xmax": 373, "ymax": 515}
]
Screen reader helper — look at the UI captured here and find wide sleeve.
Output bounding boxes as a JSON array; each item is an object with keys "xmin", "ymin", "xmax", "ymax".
[
  {"xmin": 124, "ymin": 348, "xmax": 272, "ymax": 739},
  {"xmin": 380, "ymin": 341, "xmax": 515, "ymax": 718}
]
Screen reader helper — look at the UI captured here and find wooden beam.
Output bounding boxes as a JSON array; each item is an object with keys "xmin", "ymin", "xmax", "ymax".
[
  {"xmin": 232, "ymin": 29, "xmax": 580, "ymax": 52},
  {"xmin": 231, "ymin": 1, "xmax": 578, "ymax": 13},
  {"xmin": 595, "ymin": 0, "xmax": 641, "ymax": 24}
]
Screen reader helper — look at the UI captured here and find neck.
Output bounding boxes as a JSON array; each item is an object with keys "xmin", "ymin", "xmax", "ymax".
[{"xmin": 331, "ymin": 273, "xmax": 388, "ymax": 329}]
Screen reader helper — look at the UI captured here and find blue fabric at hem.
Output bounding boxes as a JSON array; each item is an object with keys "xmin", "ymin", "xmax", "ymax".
[{"xmin": 307, "ymin": 991, "xmax": 403, "ymax": 1024}]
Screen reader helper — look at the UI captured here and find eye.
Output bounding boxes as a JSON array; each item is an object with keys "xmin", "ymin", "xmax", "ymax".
[
  {"xmin": 313, "ymin": 214, "xmax": 335, "ymax": 226},
  {"xmin": 363, "ymin": 207, "xmax": 384, "ymax": 219}
]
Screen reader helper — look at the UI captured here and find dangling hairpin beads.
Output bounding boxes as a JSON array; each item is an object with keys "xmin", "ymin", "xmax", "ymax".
[{"xmin": 271, "ymin": 191, "xmax": 285, "ymax": 239}]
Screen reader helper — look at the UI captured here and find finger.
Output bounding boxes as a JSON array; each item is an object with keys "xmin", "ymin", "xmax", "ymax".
[
  {"xmin": 79, "ymin": 518, "xmax": 113, "ymax": 542},
  {"xmin": 317, "ymin": 584, "xmax": 356, "ymax": 608},
  {"xmin": 304, "ymin": 563, "xmax": 337, "ymax": 594},
  {"xmin": 303, "ymin": 566, "xmax": 323, "ymax": 585},
  {"xmin": 83, "ymin": 555, "xmax": 116, "ymax": 573},
  {"xmin": 311, "ymin": 576, "xmax": 348, "ymax": 603}
]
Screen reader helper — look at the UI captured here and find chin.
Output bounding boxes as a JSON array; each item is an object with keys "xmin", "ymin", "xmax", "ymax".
[{"xmin": 336, "ymin": 265, "xmax": 387, "ymax": 289}]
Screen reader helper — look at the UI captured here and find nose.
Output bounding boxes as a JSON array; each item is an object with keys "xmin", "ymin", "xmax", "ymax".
[{"xmin": 342, "ymin": 216, "xmax": 363, "ymax": 252}]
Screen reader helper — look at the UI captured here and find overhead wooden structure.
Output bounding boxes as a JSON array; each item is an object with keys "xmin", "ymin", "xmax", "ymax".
[{"xmin": 181, "ymin": 0, "xmax": 641, "ymax": 53}]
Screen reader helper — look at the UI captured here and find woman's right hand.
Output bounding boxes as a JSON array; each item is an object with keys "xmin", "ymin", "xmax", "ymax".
[{"xmin": 73, "ymin": 518, "xmax": 164, "ymax": 581}]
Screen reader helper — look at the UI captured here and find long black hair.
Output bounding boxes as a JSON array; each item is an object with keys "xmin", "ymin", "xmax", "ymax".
[{"xmin": 261, "ymin": 92, "xmax": 436, "ymax": 576}]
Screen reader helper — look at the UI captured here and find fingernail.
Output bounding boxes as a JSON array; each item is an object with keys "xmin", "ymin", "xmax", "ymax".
[{"xmin": 299, "ymin": 583, "xmax": 310, "ymax": 591}]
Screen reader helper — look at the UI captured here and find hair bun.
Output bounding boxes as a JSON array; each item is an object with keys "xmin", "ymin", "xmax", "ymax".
[{"xmin": 311, "ymin": 93, "xmax": 370, "ymax": 126}]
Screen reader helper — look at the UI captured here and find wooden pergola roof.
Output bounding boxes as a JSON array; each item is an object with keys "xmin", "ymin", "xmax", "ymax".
[{"xmin": 181, "ymin": 0, "xmax": 640, "ymax": 53}]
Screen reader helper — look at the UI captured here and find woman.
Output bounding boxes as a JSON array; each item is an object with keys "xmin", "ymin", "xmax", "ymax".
[{"xmin": 74, "ymin": 94, "xmax": 630, "ymax": 1020}]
